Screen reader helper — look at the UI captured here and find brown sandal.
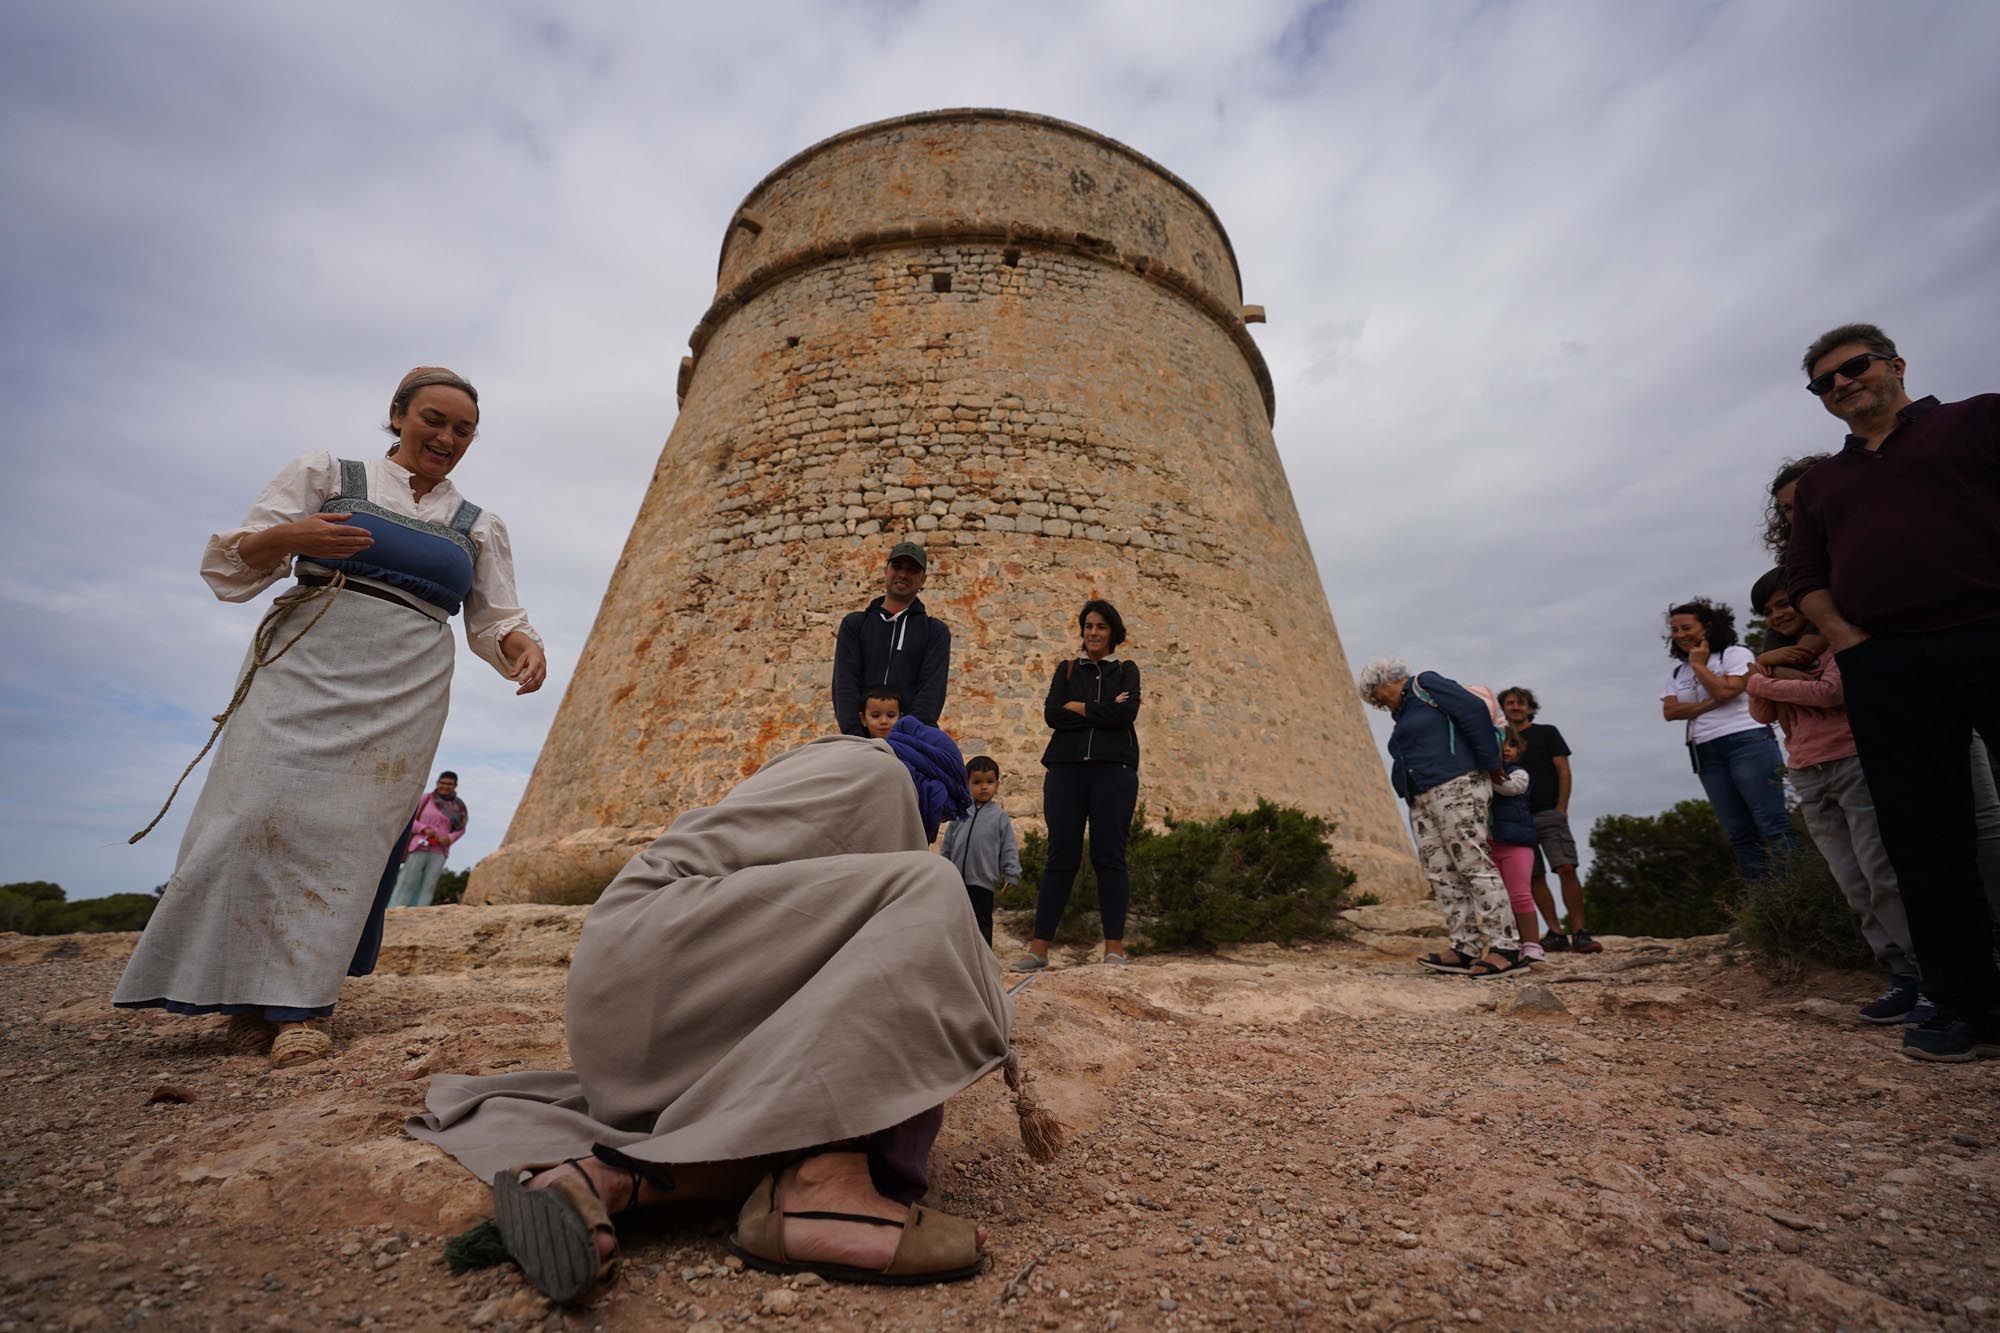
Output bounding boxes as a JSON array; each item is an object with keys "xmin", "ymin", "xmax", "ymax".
[
  {"xmin": 491, "ymin": 1159, "xmax": 626, "ymax": 1305},
  {"xmin": 729, "ymin": 1171, "xmax": 985, "ymax": 1285}
]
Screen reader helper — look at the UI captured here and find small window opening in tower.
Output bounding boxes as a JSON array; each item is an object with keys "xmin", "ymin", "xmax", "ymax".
[
  {"xmin": 1002, "ymin": 248, "xmax": 1021, "ymax": 268},
  {"xmin": 931, "ymin": 272, "xmax": 952, "ymax": 294},
  {"xmin": 785, "ymin": 335, "xmax": 800, "ymax": 348}
]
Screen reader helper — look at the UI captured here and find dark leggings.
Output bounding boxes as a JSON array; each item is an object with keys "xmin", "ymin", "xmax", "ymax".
[
  {"xmin": 965, "ymin": 885, "xmax": 995, "ymax": 944},
  {"xmin": 1034, "ymin": 763, "xmax": 1140, "ymax": 941}
]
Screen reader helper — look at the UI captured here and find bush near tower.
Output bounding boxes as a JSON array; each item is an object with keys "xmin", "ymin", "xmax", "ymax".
[{"xmin": 997, "ymin": 800, "xmax": 1358, "ymax": 951}]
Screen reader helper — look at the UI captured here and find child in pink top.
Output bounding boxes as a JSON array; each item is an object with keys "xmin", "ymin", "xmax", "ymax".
[{"xmin": 1746, "ymin": 577, "xmax": 1924, "ymax": 1023}]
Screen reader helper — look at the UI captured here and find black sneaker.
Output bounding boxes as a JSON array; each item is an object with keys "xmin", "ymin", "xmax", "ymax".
[
  {"xmin": 1901, "ymin": 1014, "xmax": 2000, "ymax": 1063},
  {"xmin": 1540, "ymin": 930, "xmax": 1571, "ymax": 953},
  {"xmin": 1859, "ymin": 973, "xmax": 1922, "ymax": 1025},
  {"xmin": 1903, "ymin": 994, "xmax": 1938, "ymax": 1026},
  {"xmin": 1571, "ymin": 930, "xmax": 1604, "ymax": 954}
]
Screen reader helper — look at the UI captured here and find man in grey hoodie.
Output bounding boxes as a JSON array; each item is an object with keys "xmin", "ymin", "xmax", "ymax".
[{"xmin": 938, "ymin": 756, "xmax": 1022, "ymax": 945}]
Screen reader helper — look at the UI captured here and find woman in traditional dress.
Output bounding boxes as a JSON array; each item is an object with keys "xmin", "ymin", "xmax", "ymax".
[
  {"xmin": 115, "ymin": 367, "xmax": 545, "ymax": 1066},
  {"xmin": 407, "ymin": 732, "xmax": 1044, "ymax": 1302}
]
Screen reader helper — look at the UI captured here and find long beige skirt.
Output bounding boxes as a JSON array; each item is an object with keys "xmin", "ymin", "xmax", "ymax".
[{"xmin": 116, "ymin": 588, "xmax": 452, "ymax": 1013}]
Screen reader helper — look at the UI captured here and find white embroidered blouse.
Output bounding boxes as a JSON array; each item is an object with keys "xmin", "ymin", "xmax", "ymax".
[{"xmin": 201, "ymin": 451, "xmax": 541, "ymax": 678}]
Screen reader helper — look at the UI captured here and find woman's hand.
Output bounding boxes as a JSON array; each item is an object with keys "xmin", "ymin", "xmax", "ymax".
[
  {"xmin": 285, "ymin": 512, "xmax": 374, "ymax": 559},
  {"xmin": 1114, "ymin": 692, "xmax": 1131, "ymax": 703},
  {"xmin": 1063, "ymin": 700, "xmax": 1088, "ymax": 716},
  {"xmin": 1684, "ymin": 633, "xmax": 1711, "ymax": 666},
  {"xmin": 238, "ymin": 512, "xmax": 373, "ymax": 569},
  {"xmin": 502, "ymin": 631, "xmax": 547, "ymax": 695},
  {"xmin": 1764, "ymin": 644, "xmax": 1818, "ymax": 669}
]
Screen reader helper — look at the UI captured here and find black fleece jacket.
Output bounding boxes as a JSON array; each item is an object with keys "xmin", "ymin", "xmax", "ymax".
[
  {"xmin": 1039, "ymin": 656, "xmax": 1142, "ymax": 768},
  {"xmin": 831, "ymin": 595, "xmax": 951, "ymax": 736}
]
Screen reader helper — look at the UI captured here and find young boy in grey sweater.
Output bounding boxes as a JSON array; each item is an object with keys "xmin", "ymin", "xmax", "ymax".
[{"xmin": 938, "ymin": 756, "xmax": 1022, "ymax": 945}]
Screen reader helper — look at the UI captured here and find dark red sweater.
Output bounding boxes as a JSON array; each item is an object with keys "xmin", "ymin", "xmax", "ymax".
[{"xmin": 1785, "ymin": 394, "xmax": 2000, "ymax": 634}]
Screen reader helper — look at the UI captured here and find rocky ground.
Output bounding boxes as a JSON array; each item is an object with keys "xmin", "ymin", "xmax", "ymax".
[{"xmin": 3, "ymin": 904, "xmax": 1998, "ymax": 1332}]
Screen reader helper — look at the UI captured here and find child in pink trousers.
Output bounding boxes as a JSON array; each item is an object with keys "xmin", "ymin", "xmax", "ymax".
[{"xmin": 1489, "ymin": 728, "xmax": 1547, "ymax": 963}]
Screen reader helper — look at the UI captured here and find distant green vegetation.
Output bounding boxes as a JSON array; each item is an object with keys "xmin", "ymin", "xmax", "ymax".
[
  {"xmin": 0, "ymin": 881, "xmax": 160, "ymax": 935},
  {"xmin": 434, "ymin": 868, "xmax": 470, "ymax": 904},
  {"xmin": 997, "ymin": 800, "xmax": 1358, "ymax": 952},
  {"xmin": 1585, "ymin": 800, "xmax": 1872, "ymax": 969}
]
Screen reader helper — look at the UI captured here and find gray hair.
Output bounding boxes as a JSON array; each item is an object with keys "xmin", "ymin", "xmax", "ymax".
[{"xmin": 1356, "ymin": 656, "xmax": 1411, "ymax": 708}]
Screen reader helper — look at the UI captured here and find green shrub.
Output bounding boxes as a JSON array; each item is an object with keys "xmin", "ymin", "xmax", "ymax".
[
  {"xmin": 1730, "ymin": 833, "xmax": 1872, "ymax": 972},
  {"xmin": 1588, "ymin": 797, "xmax": 1879, "ymax": 966},
  {"xmin": 997, "ymin": 800, "xmax": 1356, "ymax": 951},
  {"xmin": 0, "ymin": 881, "xmax": 65, "ymax": 933},
  {"xmin": 1584, "ymin": 800, "xmax": 1740, "ymax": 937},
  {"xmin": 433, "ymin": 868, "xmax": 471, "ymax": 905},
  {"xmin": 1136, "ymin": 802, "xmax": 1358, "ymax": 950},
  {"xmin": 0, "ymin": 882, "xmax": 160, "ymax": 935}
]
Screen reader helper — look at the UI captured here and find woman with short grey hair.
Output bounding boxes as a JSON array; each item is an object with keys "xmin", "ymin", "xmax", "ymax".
[{"xmin": 1360, "ymin": 658, "xmax": 1524, "ymax": 976}]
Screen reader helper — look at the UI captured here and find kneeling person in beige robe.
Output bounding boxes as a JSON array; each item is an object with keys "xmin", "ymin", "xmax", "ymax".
[{"xmin": 408, "ymin": 735, "xmax": 1014, "ymax": 1300}]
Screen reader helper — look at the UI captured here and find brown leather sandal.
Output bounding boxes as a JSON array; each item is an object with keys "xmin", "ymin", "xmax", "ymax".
[
  {"xmin": 491, "ymin": 1158, "xmax": 630, "ymax": 1305},
  {"xmin": 729, "ymin": 1171, "xmax": 985, "ymax": 1285}
]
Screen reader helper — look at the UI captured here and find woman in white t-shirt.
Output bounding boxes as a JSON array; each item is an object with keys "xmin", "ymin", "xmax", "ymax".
[{"xmin": 1661, "ymin": 598, "xmax": 1799, "ymax": 881}]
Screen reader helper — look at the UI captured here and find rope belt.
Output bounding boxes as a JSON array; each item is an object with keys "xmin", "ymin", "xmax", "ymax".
[{"xmin": 128, "ymin": 571, "xmax": 351, "ymax": 844}]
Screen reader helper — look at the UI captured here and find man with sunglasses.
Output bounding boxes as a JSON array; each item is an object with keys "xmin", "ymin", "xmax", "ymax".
[{"xmin": 1784, "ymin": 323, "xmax": 2000, "ymax": 1062}]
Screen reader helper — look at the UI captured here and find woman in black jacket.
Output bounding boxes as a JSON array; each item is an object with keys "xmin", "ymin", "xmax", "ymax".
[{"xmin": 1012, "ymin": 600, "xmax": 1142, "ymax": 969}]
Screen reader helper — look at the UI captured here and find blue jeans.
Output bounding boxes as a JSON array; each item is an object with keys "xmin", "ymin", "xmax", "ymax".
[
  {"xmin": 1694, "ymin": 726, "xmax": 1797, "ymax": 881},
  {"xmin": 390, "ymin": 849, "xmax": 447, "ymax": 907}
]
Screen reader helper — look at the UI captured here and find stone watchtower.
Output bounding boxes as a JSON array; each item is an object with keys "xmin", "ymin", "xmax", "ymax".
[{"xmin": 471, "ymin": 109, "xmax": 1423, "ymax": 905}]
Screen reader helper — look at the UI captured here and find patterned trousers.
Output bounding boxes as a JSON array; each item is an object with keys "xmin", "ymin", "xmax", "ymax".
[{"xmin": 1410, "ymin": 771, "xmax": 1519, "ymax": 957}]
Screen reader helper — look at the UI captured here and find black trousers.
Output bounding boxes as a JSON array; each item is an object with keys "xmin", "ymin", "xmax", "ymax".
[
  {"xmin": 1839, "ymin": 617, "xmax": 2000, "ymax": 1023},
  {"xmin": 965, "ymin": 885, "xmax": 994, "ymax": 945},
  {"xmin": 1034, "ymin": 762, "xmax": 1140, "ymax": 941}
]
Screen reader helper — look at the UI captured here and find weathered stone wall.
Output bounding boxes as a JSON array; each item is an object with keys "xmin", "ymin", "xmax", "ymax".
[{"xmin": 471, "ymin": 111, "xmax": 1422, "ymax": 906}]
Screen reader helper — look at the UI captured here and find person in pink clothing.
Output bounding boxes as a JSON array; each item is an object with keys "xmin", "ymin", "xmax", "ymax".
[
  {"xmin": 1746, "ymin": 572, "xmax": 1925, "ymax": 1024},
  {"xmin": 390, "ymin": 772, "xmax": 469, "ymax": 908},
  {"xmin": 1487, "ymin": 728, "xmax": 1546, "ymax": 964}
]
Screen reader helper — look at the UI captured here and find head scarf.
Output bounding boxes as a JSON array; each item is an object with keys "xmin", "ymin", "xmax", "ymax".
[{"xmin": 883, "ymin": 716, "xmax": 972, "ymax": 843}]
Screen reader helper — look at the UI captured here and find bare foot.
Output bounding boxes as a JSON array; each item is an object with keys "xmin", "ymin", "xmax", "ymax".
[{"xmin": 775, "ymin": 1152, "xmax": 987, "ymax": 1272}]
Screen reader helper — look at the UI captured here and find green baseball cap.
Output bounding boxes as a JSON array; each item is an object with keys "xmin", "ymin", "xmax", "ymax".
[{"xmin": 887, "ymin": 540, "xmax": 928, "ymax": 569}]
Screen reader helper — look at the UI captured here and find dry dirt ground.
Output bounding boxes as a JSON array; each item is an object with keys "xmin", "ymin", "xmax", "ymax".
[{"xmin": 5, "ymin": 904, "xmax": 2000, "ymax": 1332}]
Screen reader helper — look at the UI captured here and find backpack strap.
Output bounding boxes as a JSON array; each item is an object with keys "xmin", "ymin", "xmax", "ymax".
[
  {"xmin": 1409, "ymin": 675, "xmax": 1457, "ymax": 754},
  {"xmin": 336, "ymin": 458, "xmax": 368, "ymax": 501}
]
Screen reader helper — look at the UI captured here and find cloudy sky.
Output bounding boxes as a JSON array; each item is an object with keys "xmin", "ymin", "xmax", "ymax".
[{"xmin": 6, "ymin": 1, "xmax": 1997, "ymax": 902}]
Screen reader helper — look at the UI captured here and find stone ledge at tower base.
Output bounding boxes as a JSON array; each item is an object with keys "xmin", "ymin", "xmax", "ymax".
[
  {"xmin": 469, "ymin": 823, "xmax": 1427, "ymax": 909},
  {"xmin": 467, "ymin": 827, "xmax": 659, "ymax": 906}
]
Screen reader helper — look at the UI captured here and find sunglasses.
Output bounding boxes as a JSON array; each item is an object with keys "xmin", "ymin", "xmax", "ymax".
[{"xmin": 1807, "ymin": 352, "xmax": 1894, "ymax": 396}]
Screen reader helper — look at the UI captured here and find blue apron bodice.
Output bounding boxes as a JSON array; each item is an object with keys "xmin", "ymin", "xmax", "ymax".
[{"xmin": 311, "ymin": 458, "xmax": 481, "ymax": 615}]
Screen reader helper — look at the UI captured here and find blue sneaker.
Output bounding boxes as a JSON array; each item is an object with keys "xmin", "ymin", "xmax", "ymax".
[
  {"xmin": 1900, "ymin": 1014, "xmax": 2000, "ymax": 1063},
  {"xmin": 1860, "ymin": 974, "xmax": 1922, "ymax": 1024},
  {"xmin": 1902, "ymin": 994, "xmax": 1937, "ymax": 1026}
]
